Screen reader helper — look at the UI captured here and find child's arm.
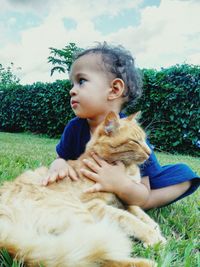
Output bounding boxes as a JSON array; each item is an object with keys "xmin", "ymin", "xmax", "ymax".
[
  {"xmin": 81, "ymin": 153, "xmax": 191, "ymax": 209},
  {"xmin": 141, "ymin": 181, "xmax": 191, "ymax": 209},
  {"xmin": 81, "ymin": 153, "xmax": 150, "ymax": 207},
  {"xmin": 42, "ymin": 157, "xmax": 78, "ymax": 185}
]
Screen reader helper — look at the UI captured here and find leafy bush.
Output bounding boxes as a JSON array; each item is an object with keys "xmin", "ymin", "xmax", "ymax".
[
  {"xmin": 126, "ymin": 64, "xmax": 200, "ymax": 156},
  {"xmin": 0, "ymin": 80, "xmax": 73, "ymax": 136},
  {"xmin": 0, "ymin": 64, "xmax": 199, "ymax": 156}
]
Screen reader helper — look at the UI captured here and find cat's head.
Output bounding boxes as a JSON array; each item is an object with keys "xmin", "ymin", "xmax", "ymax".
[{"xmin": 86, "ymin": 112, "xmax": 151, "ymax": 166}]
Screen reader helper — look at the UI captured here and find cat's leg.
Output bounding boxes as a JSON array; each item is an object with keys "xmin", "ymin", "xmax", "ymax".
[
  {"xmin": 127, "ymin": 206, "xmax": 162, "ymax": 232},
  {"xmin": 128, "ymin": 206, "xmax": 158, "ymax": 229},
  {"xmin": 127, "ymin": 206, "xmax": 166, "ymax": 244},
  {"xmin": 102, "ymin": 257, "xmax": 156, "ymax": 267},
  {"xmin": 87, "ymin": 199, "xmax": 164, "ymax": 246}
]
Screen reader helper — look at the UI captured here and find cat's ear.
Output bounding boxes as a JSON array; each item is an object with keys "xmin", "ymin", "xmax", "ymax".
[
  {"xmin": 103, "ymin": 111, "xmax": 120, "ymax": 135},
  {"xmin": 127, "ymin": 111, "xmax": 141, "ymax": 122}
]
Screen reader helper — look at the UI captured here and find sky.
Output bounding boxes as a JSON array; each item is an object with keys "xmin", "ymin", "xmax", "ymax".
[{"xmin": 0, "ymin": 0, "xmax": 200, "ymax": 85}]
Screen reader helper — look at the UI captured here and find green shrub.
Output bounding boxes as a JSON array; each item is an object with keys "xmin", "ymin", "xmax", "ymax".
[
  {"xmin": 0, "ymin": 80, "xmax": 73, "ymax": 136},
  {"xmin": 126, "ymin": 64, "xmax": 200, "ymax": 156},
  {"xmin": 0, "ymin": 64, "xmax": 199, "ymax": 156}
]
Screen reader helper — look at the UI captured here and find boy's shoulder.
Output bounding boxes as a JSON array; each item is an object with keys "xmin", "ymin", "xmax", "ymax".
[
  {"xmin": 68, "ymin": 116, "xmax": 86, "ymax": 124},
  {"xmin": 69, "ymin": 113, "xmax": 125, "ymax": 125},
  {"xmin": 67, "ymin": 116, "xmax": 88, "ymax": 129},
  {"xmin": 68, "ymin": 116, "xmax": 81, "ymax": 123}
]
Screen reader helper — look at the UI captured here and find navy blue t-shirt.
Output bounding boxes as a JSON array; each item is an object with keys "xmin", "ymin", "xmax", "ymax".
[{"xmin": 56, "ymin": 116, "xmax": 199, "ymax": 205}]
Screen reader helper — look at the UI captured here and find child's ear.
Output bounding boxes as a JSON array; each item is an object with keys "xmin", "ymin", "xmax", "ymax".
[
  {"xmin": 108, "ymin": 78, "xmax": 125, "ymax": 100},
  {"xmin": 127, "ymin": 111, "xmax": 141, "ymax": 122},
  {"xmin": 103, "ymin": 111, "xmax": 120, "ymax": 135}
]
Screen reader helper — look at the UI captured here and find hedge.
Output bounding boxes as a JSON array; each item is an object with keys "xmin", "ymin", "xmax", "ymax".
[
  {"xmin": 127, "ymin": 64, "xmax": 200, "ymax": 156},
  {"xmin": 0, "ymin": 64, "xmax": 199, "ymax": 156},
  {"xmin": 0, "ymin": 80, "xmax": 73, "ymax": 136}
]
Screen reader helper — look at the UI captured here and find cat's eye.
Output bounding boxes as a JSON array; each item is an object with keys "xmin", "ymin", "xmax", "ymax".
[{"xmin": 129, "ymin": 140, "xmax": 140, "ymax": 145}]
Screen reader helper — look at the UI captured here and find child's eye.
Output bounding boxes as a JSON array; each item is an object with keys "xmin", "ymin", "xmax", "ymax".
[{"xmin": 79, "ymin": 78, "xmax": 86, "ymax": 85}]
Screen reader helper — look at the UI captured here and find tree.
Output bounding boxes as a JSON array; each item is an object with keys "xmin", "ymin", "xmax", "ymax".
[
  {"xmin": 48, "ymin": 43, "xmax": 83, "ymax": 76},
  {"xmin": 0, "ymin": 62, "xmax": 20, "ymax": 89}
]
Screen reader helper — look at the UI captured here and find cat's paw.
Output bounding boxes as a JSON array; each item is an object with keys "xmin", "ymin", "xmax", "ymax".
[
  {"xmin": 129, "ymin": 258, "xmax": 157, "ymax": 267},
  {"xmin": 143, "ymin": 233, "xmax": 167, "ymax": 247}
]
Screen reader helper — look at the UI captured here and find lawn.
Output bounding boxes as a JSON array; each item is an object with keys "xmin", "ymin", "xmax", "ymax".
[{"xmin": 0, "ymin": 132, "xmax": 199, "ymax": 267}]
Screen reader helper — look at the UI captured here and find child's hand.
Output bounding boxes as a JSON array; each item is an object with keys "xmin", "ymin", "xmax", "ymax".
[
  {"xmin": 80, "ymin": 152, "xmax": 130, "ymax": 194},
  {"xmin": 42, "ymin": 158, "xmax": 78, "ymax": 186}
]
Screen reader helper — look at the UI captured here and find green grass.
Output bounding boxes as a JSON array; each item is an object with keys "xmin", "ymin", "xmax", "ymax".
[
  {"xmin": 0, "ymin": 132, "xmax": 199, "ymax": 267},
  {"xmin": 0, "ymin": 132, "xmax": 58, "ymax": 182}
]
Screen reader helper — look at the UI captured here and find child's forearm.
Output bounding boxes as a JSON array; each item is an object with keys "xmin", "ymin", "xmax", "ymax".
[
  {"xmin": 141, "ymin": 181, "xmax": 191, "ymax": 210},
  {"xmin": 115, "ymin": 179, "xmax": 150, "ymax": 207},
  {"xmin": 115, "ymin": 175, "xmax": 191, "ymax": 209}
]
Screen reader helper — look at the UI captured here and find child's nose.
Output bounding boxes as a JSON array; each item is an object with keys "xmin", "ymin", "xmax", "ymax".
[{"xmin": 69, "ymin": 87, "xmax": 77, "ymax": 96}]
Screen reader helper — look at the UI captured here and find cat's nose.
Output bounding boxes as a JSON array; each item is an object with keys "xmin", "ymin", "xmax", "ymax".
[{"xmin": 144, "ymin": 145, "xmax": 151, "ymax": 157}]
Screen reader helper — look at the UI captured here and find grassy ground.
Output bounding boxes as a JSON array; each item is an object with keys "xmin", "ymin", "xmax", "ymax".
[{"xmin": 0, "ymin": 132, "xmax": 199, "ymax": 267}]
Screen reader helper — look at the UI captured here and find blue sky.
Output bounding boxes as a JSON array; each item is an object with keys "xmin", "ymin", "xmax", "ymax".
[{"xmin": 0, "ymin": 0, "xmax": 199, "ymax": 84}]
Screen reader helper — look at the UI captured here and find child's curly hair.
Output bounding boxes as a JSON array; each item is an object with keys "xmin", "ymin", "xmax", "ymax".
[{"xmin": 74, "ymin": 42, "xmax": 143, "ymax": 105}]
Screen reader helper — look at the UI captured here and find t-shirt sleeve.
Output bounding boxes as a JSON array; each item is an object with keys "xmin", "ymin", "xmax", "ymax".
[
  {"xmin": 56, "ymin": 120, "xmax": 75, "ymax": 160},
  {"xmin": 140, "ymin": 141, "xmax": 199, "ymax": 196}
]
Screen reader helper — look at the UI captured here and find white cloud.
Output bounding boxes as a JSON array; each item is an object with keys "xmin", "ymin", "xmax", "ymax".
[
  {"xmin": 0, "ymin": 0, "xmax": 142, "ymax": 84},
  {"xmin": 0, "ymin": 0, "xmax": 11, "ymax": 13},
  {"xmin": 108, "ymin": 0, "xmax": 200, "ymax": 68},
  {"xmin": 7, "ymin": 17, "xmax": 16, "ymax": 26},
  {"xmin": 0, "ymin": 0, "xmax": 199, "ymax": 84},
  {"xmin": 48, "ymin": 0, "xmax": 141, "ymax": 20},
  {"xmin": 1, "ymin": 0, "xmax": 54, "ymax": 14}
]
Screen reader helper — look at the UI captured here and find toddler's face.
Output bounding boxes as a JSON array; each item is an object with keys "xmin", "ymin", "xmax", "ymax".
[{"xmin": 69, "ymin": 54, "xmax": 113, "ymax": 119}]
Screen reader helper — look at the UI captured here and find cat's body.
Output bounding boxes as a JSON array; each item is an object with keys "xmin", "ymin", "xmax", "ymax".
[{"xmin": 0, "ymin": 112, "xmax": 165, "ymax": 267}]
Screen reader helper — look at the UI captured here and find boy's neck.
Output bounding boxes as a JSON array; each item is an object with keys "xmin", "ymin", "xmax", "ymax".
[
  {"xmin": 87, "ymin": 115, "xmax": 106, "ymax": 134},
  {"xmin": 87, "ymin": 108, "xmax": 121, "ymax": 134}
]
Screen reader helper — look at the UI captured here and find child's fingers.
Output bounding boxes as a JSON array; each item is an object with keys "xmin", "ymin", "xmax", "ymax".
[
  {"xmin": 90, "ymin": 152, "xmax": 104, "ymax": 167},
  {"xmin": 68, "ymin": 167, "xmax": 79, "ymax": 181},
  {"xmin": 42, "ymin": 177, "xmax": 49, "ymax": 186},
  {"xmin": 42, "ymin": 165, "xmax": 78, "ymax": 185},
  {"xmin": 82, "ymin": 158, "xmax": 100, "ymax": 173},
  {"xmin": 80, "ymin": 168, "xmax": 99, "ymax": 182},
  {"xmin": 42, "ymin": 172, "xmax": 57, "ymax": 186},
  {"xmin": 58, "ymin": 170, "xmax": 67, "ymax": 180},
  {"xmin": 47, "ymin": 172, "xmax": 59, "ymax": 184},
  {"xmin": 84, "ymin": 183, "xmax": 102, "ymax": 193}
]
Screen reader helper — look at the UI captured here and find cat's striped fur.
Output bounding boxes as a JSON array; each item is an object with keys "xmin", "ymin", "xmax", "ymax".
[{"xmin": 0, "ymin": 112, "xmax": 166, "ymax": 266}]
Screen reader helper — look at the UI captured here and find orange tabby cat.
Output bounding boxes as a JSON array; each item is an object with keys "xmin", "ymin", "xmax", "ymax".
[{"xmin": 0, "ymin": 112, "xmax": 166, "ymax": 267}]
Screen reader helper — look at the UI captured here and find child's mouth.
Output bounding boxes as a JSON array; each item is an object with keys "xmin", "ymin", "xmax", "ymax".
[{"xmin": 71, "ymin": 100, "xmax": 79, "ymax": 108}]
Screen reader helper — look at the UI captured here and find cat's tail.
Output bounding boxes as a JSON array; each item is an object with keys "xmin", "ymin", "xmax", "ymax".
[{"xmin": 0, "ymin": 218, "xmax": 132, "ymax": 267}]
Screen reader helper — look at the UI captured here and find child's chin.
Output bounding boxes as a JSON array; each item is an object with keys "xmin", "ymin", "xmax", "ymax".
[{"xmin": 75, "ymin": 113, "xmax": 87, "ymax": 119}]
